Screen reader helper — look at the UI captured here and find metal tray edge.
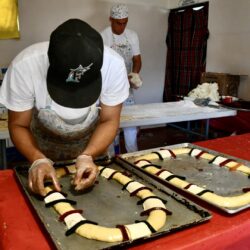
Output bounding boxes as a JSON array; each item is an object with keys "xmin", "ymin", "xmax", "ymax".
[{"xmin": 118, "ymin": 143, "xmax": 250, "ymax": 214}]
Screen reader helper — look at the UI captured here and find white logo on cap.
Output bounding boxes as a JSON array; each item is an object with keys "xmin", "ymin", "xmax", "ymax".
[{"xmin": 66, "ymin": 63, "xmax": 93, "ymax": 83}]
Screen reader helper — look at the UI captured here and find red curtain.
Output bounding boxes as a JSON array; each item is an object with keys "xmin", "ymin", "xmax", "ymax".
[{"xmin": 163, "ymin": 3, "xmax": 209, "ymax": 101}]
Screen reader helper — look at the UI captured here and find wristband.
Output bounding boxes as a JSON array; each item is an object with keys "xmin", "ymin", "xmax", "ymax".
[{"xmin": 29, "ymin": 158, "xmax": 54, "ymax": 173}]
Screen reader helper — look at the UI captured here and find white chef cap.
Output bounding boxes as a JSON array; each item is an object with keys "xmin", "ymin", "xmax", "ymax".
[{"xmin": 110, "ymin": 4, "xmax": 128, "ymax": 19}]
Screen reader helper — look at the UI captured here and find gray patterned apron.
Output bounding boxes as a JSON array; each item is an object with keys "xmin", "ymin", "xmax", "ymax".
[
  {"xmin": 111, "ymin": 33, "xmax": 135, "ymax": 105},
  {"xmin": 30, "ymin": 96, "xmax": 99, "ymax": 161}
]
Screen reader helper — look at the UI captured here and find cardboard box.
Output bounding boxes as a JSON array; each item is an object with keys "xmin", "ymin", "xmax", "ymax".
[{"xmin": 201, "ymin": 72, "xmax": 240, "ymax": 97}]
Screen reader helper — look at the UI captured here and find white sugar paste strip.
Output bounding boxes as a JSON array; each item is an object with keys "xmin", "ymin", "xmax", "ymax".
[
  {"xmin": 158, "ymin": 150, "xmax": 172, "ymax": 158},
  {"xmin": 100, "ymin": 168, "xmax": 117, "ymax": 179},
  {"xmin": 158, "ymin": 170, "xmax": 172, "ymax": 179},
  {"xmin": 126, "ymin": 182, "xmax": 145, "ymax": 193},
  {"xmin": 44, "ymin": 192, "xmax": 65, "ymax": 204},
  {"xmin": 190, "ymin": 148, "xmax": 202, "ymax": 157},
  {"xmin": 212, "ymin": 156, "xmax": 228, "ymax": 165},
  {"xmin": 64, "ymin": 213, "xmax": 86, "ymax": 229},
  {"xmin": 143, "ymin": 198, "xmax": 165, "ymax": 210},
  {"xmin": 125, "ymin": 222, "xmax": 151, "ymax": 240},
  {"xmin": 187, "ymin": 185, "xmax": 204, "ymax": 194},
  {"xmin": 135, "ymin": 160, "xmax": 151, "ymax": 167}
]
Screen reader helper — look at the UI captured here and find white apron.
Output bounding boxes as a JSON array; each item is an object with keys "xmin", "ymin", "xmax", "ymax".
[
  {"xmin": 111, "ymin": 32, "xmax": 138, "ymax": 153},
  {"xmin": 111, "ymin": 33, "xmax": 135, "ymax": 105}
]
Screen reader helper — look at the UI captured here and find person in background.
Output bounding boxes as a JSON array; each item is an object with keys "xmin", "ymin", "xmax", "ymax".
[
  {"xmin": 101, "ymin": 3, "xmax": 142, "ymax": 153},
  {"xmin": 0, "ymin": 19, "xmax": 129, "ymax": 196}
]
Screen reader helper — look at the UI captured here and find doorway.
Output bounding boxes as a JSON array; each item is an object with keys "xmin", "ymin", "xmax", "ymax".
[{"xmin": 163, "ymin": 2, "xmax": 209, "ymax": 101}]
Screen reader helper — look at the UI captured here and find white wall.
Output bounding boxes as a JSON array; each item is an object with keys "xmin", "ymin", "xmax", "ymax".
[
  {"xmin": 1, "ymin": 0, "xmax": 250, "ymax": 103},
  {"xmin": 206, "ymin": 0, "xmax": 250, "ymax": 100},
  {"xmin": 0, "ymin": 0, "xmax": 169, "ymax": 104},
  {"xmin": 169, "ymin": 0, "xmax": 250, "ymax": 101}
]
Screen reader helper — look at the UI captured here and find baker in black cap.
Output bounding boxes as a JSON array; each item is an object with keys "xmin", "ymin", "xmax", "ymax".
[{"xmin": 0, "ymin": 19, "xmax": 129, "ymax": 196}]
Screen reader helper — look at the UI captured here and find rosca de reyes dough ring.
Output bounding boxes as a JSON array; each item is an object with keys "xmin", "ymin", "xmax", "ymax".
[
  {"xmin": 133, "ymin": 147, "xmax": 250, "ymax": 208},
  {"xmin": 44, "ymin": 165, "xmax": 171, "ymax": 243},
  {"xmin": 134, "ymin": 147, "xmax": 250, "ymax": 176}
]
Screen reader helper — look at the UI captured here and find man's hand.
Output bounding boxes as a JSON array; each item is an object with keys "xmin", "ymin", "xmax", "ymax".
[
  {"xmin": 28, "ymin": 159, "xmax": 61, "ymax": 196},
  {"xmin": 72, "ymin": 155, "xmax": 99, "ymax": 191},
  {"xmin": 128, "ymin": 72, "xmax": 142, "ymax": 89}
]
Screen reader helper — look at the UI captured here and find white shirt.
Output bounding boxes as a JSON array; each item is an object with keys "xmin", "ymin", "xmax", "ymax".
[
  {"xmin": 0, "ymin": 42, "xmax": 129, "ymax": 120},
  {"xmin": 101, "ymin": 27, "xmax": 140, "ymax": 56}
]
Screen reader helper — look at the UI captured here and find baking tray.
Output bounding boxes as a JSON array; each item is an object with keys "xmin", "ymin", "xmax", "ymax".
[
  {"xmin": 218, "ymin": 100, "xmax": 250, "ymax": 111},
  {"xmin": 15, "ymin": 160, "xmax": 211, "ymax": 250},
  {"xmin": 118, "ymin": 143, "xmax": 250, "ymax": 214}
]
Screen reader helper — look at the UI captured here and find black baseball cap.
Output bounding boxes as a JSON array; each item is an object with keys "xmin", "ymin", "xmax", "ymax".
[{"xmin": 47, "ymin": 19, "xmax": 103, "ymax": 108}]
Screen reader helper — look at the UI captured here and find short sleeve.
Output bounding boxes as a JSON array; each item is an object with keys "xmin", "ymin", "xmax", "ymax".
[
  {"xmin": 0, "ymin": 42, "xmax": 49, "ymax": 111},
  {"xmin": 100, "ymin": 47, "xmax": 129, "ymax": 106},
  {"xmin": 0, "ymin": 63, "xmax": 34, "ymax": 111},
  {"xmin": 129, "ymin": 30, "xmax": 140, "ymax": 56},
  {"xmin": 101, "ymin": 27, "xmax": 113, "ymax": 47}
]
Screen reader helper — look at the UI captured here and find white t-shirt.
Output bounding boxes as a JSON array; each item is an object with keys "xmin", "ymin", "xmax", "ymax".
[
  {"xmin": 0, "ymin": 42, "xmax": 129, "ymax": 120},
  {"xmin": 101, "ymin": 27, "xmax": 140, "ymax": 56}
]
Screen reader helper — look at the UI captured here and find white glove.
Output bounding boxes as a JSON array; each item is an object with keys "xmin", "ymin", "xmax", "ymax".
[
  {"xmin": 128, "ymin": 72, "xmax": 143, "ymax": 89},
  {"xmin": 28, "ymin": 158, "xmax": 60, "ymax": 196},
  {"xmin": 72, "ymin": 154, "xmax": 99, "ymax": 191}
]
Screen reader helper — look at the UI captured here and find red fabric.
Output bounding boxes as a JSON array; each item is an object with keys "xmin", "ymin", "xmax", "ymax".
[
  {"xmin": 163, "ymin": 3, "xmax": 209, "ymax": 101},
  {"xmin": 1, "ymin": 133, "xmax": 250, "ymax": 249},
  {"xmin": 210, "ymin": 111, "xmax": 250, "ymax": 134},
  {"xmin": 0, "ymin": 170, "xmax": 54, "ymax": 250},
  {"xmin": 195, "ymin": 133, "xmax": 250, "ymax": 160}
]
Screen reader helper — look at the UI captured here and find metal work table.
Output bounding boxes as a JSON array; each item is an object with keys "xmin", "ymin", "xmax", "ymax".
[
  {"xmin": 120, "ymin": 100, "xmax": 236, "ymax": 128},
  {"xmin": 120, "ymin": 100, "xmax": 236, "ymax": 137}
]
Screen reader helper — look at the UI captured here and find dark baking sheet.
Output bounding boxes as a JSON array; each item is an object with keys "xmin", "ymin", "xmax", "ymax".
[
  {"xmin": 15, "ymin": 161, "xmax": 211, "ymax": 250},
  {"xmin": 218, "ymin": 100, "xmax": 250, "ymax": 111},
  {"xmin": 119, "ymin": 143, "xmax": 250, "ymax": 214}
]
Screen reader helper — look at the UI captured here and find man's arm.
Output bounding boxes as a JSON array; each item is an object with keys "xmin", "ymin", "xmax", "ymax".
[
  {"xmin": 8, "ymin": 109, "xmax": 60, "ymax": 196},
  {"xmin": 129, "ymin": 54, "xmax": 142, "ymax": 89},
  {"xmin": 81, "ymin": 102, "xmax": 122, "ymax": 157},
  {"xmin": 8, "ymin": 109, "xmax": 45, "ymax": 162},
  {"xmin": 132, "ymin": 54, "xmax": 142, "ymax": 73}
]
